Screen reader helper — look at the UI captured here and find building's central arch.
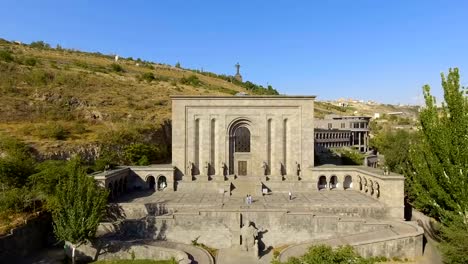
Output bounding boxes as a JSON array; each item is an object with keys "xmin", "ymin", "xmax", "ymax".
[{"xmin": 228, "ymin": 119, "xmax": 252, "ymax": 175}]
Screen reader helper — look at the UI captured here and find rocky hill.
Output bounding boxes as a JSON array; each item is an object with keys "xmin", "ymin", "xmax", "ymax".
[
  {"xmin": 0, "ymin": 39, "xmax": 280, "ymax": 159},
  {"xmin": 0, "ymin": 38, "xmax": 418, "ymax": 160}
]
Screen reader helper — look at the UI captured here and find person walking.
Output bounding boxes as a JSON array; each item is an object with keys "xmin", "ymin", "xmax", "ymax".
[{"xmin": 288, "ymin": 191, "xmax": 292, "ymax": 200}]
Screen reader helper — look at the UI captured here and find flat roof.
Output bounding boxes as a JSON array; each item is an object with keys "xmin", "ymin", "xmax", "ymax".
[{"xmin": 171, "ymin": 95, "xmax": 316, "ymax": 99}]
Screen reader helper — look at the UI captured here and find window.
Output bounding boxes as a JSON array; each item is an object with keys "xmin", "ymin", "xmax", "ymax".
[
  {"xmin": 235, "ymin": 127, "xmax": 250, "ymax": 152},
  {"xmin": 328, "ymin": 123, "xmax": 332, "ymax": 129},
  {"xmin": 341, "ymin": 123, "xmax": 345, "ymax": 128}
]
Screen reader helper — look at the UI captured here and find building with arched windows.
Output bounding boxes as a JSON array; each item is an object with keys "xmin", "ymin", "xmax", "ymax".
[
  {"xmin": 95, "ymin": 95, "xmax": 405, "ymax": 218},
  {"xmin": 91, "ymin": 95, "xmax": 422, "ymax": 260}
]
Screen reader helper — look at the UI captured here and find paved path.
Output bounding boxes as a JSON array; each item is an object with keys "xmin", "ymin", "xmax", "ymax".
[
  {"xmin": 149, "ymin": 241, "xmax": 214, "ymax": 264},
  {"xmin": 217, "ymin": 247, "xmax": 273, "ymax": 264}
]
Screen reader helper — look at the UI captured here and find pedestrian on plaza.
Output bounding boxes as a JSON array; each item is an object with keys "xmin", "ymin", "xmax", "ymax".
[
  {"xmin": 288, "ymin": 191, "xmax": 292, "ymax": 200},
  {"xmin": 249, "ymin": 194, "xmax": 253, "ymax": 204},
  {"xmin": 245, "ymin": 195, "xmax": 249, "ymax": 205}
]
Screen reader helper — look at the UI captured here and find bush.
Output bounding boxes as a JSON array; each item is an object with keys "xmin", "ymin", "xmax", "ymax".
[
  {"xmin": 27, "ymin": 69, "xmax": 55, "ymax": 86},
  {"xmin": 29, "ymin": 41, "xmax": 51, "ymax": 49},
  {"xmin": 0, "ymin": 49, "xmax": 14, "ymax": 62},
  {"xmin": 0, "ymin": 187, "xmax": 35, "ymax": 213},
  {"xmin": 180, "ymin": 75, "xmax": 202, "ymax": 86},
  {"xmin": 140, "ymin": 72, "xmax": 156, "ymax": 83},
  {"xmin": 335, "ymin": 148, "xmax": 364, "ymax": 165},
  {"xmin": 0, "ymin": 136, "xmax": 37, "ymax": 188},
  {"xmin": 439, "ymin": 223, "xmax": 468, "ymax": 264},
  {"xmin": 110, "ymin": 63, "xmax": 124, "ymax": 72},
  {"xmin": 35, "ymin": 123, "xmax": 69, "ymax": 140},
  {"xmin": 23, "ymin": 57, "xmax": 38, "ymax": 66},
  {"xmin": 273, "ymin": 244, "xmax": 384, "ymax": 264},
  {"xmin": 124, "ymin": 143, "xmax": 163, "ymax": 165}
]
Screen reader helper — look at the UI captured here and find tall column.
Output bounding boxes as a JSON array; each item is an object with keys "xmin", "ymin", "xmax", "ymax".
[
  {"xmin": 272, "ymin": 116, "xmax": 283, "ymax": 179},
  {"xmin": 358, "ymin": 132, "xmax": 361, "ymax": 152},
  {"xmin": 200, "ymin": 117, "xmax": 210, "ymax": 180}
]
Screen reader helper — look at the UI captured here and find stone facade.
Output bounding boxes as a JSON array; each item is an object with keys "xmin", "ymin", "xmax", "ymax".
[
  {"xmin": 92, "ymin": 95, "xmax": 420, "ymax": 261},
  {"xmin": 171, "ymin": 95, "xmax": 316, "ymax": 180}
]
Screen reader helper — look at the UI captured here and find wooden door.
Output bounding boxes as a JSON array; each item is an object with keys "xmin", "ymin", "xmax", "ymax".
[{"xmin": 238, "ymin": 161, "xmax": 247, "ymax": 176}]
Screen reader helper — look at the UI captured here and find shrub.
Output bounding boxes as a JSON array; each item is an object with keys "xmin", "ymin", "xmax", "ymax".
[
  {"xmin": 175, "ymin": 62, "xmax": 181, "ymax": 68},
  {"xmin": 0, "ymin": 187, "xmax": 34, "ymax": 213},
  {"xmin": 29, "ymin": 41, "xmax": 51, "ymax": 49},
  {"xmin": 35, "ymin": 123, "xmax": 69, "ymax": 140},
  {"xmin": 110, "ymin": 63, "xmax": 124, "ymax": 72},
  {"xmin": 180, "ymin": 75, "xmax": 202, "ymax": 86},
  {"xmin": 0, "ymin": 49, "xmax": 14, "ymax": 62},
  {"xmin": 27, "ymin": 69, "xmax": 55, "ymax": 86},
  {"xmin": 140, "ymin": 72, "xmax": 156, "ymax": 82},
  {"xmin": 23, "ymin": 57, "xmax": 38, "ymax": 66},
  {"xmin": 124, "ymin": 143, "xmax": 160, "ymax": 165},
  {"xmin": 273, "ymin": 244, "xmax": 383, "ymax": 264}
]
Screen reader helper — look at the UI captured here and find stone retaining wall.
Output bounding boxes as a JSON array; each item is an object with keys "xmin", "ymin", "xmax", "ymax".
[{"xmin": 0, "ymin": 213, "xmax": 52, "ymax": 262}]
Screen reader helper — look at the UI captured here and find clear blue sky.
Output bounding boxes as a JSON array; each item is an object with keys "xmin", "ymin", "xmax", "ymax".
[{"xmin": 2, "ymin": 0, "xmax": 467, "ymax": 104}]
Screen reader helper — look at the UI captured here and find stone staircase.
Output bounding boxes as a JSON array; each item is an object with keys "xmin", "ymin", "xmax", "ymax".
[{"xmin": 229, "ymin": 176, "xmax": 262, "ymax": 197}]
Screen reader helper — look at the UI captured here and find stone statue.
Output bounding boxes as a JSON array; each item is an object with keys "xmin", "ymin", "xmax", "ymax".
[
  {"xmin": 240, "ymin": 221, "xmax": 258, "ymax": 255},
  {"xmin": 205, "ymin": 162, "xmax": 209, "ymax": 176},
  {"xmin": 188, "ymin": 162, "xmax": 194, "ymax": 177},
  {"xmin": 261, "ymin": 161, "xmax": 268, "ymax": 176},
  {"xmin": 220, "ymin": 162, "xmax": 225, "ymax": 176}
]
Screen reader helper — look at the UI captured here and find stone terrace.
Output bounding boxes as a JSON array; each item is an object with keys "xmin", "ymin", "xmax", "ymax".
[{"xmin": 116, "ymin": 190, "xmax": 384, "ymax": 216}]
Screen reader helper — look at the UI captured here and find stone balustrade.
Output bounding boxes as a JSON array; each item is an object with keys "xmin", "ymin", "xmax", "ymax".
[{"xmin": 311, "ymin": 165, "xmax": 405, "ymax": 219}]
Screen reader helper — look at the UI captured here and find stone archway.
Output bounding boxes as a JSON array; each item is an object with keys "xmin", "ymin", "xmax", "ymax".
[
  {"xmin": 157, "ymin": 175, "xmax": 167, "ymax": 190},
  {"xmin": 318, "ymin": 175, "xmax": 327, "ymax": 190},
  {"xmin": 228, "ymin": 118, "xmax": 252, "ymax": 176},
  {"xmin": 146, "ymin": 175, "xmax": 156, "ymax": 191},
  {"xmin": 343, "ymin": 175, "xmax": 353, "ymax": 190}
]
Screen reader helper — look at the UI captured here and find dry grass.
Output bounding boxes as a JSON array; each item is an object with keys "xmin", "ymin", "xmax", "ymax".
[{"xmin": 0, "ymin": 211, "xmax": 37, "ymax": 236}]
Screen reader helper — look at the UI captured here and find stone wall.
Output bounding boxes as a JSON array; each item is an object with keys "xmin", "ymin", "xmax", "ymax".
[
  {"xmin": 0, "ymin": 213, "xmax": 52, "ymax": 262},
  {"xmin": 103, "ymin": 209, "xmax": 421, "ymax": 253}
]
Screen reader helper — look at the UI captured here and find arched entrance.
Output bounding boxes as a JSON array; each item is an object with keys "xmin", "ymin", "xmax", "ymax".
[
  {"xmin": 318, "ymin": 176, "xmax": 327, "ymax": 190},
  {"xmin": 157, "ymin": 175, "xmax": 167, "ymax": 190},
  {"xmin": 228, "ymin": 119, "xmax": 252, "ymax": 176},
  {"xmin": 146, "ymin": 175, "xmax": 156, "ymax": 191},
  {"xmin": 329, "ymin": 175, "xmax": 338, "ymax": 190},
  {"xmin": 343, "ymin": 175, "xmax": 353, "ymax": 190}
]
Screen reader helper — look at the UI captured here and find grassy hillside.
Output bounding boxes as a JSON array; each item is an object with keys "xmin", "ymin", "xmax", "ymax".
[
  {"xmin": 0, "ymin": 39, "xmax": 279, "ymax": 157},
  {"xmin": 0, "ymin": 38, "xmax": 418, "ymax": 159}
]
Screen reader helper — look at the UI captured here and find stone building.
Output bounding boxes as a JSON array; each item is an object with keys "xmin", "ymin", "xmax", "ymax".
[
  {"xmin": 91, "ymin": 95, "xmax": 422, "ymax": 261},
  {"xmin": 95, "ymin": 95, "xmax": 403, "ymax": 218},
  {"xmin": 314, "ymin": 115, "xmax": 371, "ymax": 152}
]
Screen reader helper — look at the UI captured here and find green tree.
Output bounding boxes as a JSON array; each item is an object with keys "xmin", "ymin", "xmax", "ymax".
[
  {"xmin": 28, "ymin": 160, "xmax": 68, "ymax": 199},
  {"xmin": 406, "ymin": 68, "xmax": 468, "ymax": 263},
  {"xmin": 124, "ymin": 143, "xmax": 165, "ymax": 165},
  {"xmin": 371, "ymin": 129, "xmax": 414, "ymax": 174},
  {"xmin": 0, "ymin": 136, "xmax": 36, "ymax": 188},
  {"xmin": 29, "ymin": 40, "xmax": 51, "ymax": 49},
  {"xmin": 50, "ymin": 158, "xmax": 108, "ymax": 248}
]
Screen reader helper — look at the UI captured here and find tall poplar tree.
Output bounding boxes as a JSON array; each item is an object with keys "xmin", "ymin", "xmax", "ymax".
[
  {"xmin": 406, "ymin": 68, "xmax": 467, "ymax": 263},
  {"xmin": 50, "ymin": 158, "xmax": 108, "ymax": 248}
]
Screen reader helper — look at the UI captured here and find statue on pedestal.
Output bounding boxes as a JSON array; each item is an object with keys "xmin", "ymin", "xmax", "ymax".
[
  {"xmin": 220, "ymin": 162, "xmax": 226, "ymax": 178},
  {"xmin": 188, "ymin": 161, "xmax": 194, "ymax": 180},
  {"xmin": 261, "ymin": 161, "xmax": 268, "ymax": 176},
  {"xmin": 240, "ymin": 221, "xmax": 258, "ymax": 257},
  {"xmin": 295, "ymin": 162, "xmax": 301, "ymax": 177},
  {"xmin": 204, "ymin": 162, "xmax": 210, "ymax": 179}
]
